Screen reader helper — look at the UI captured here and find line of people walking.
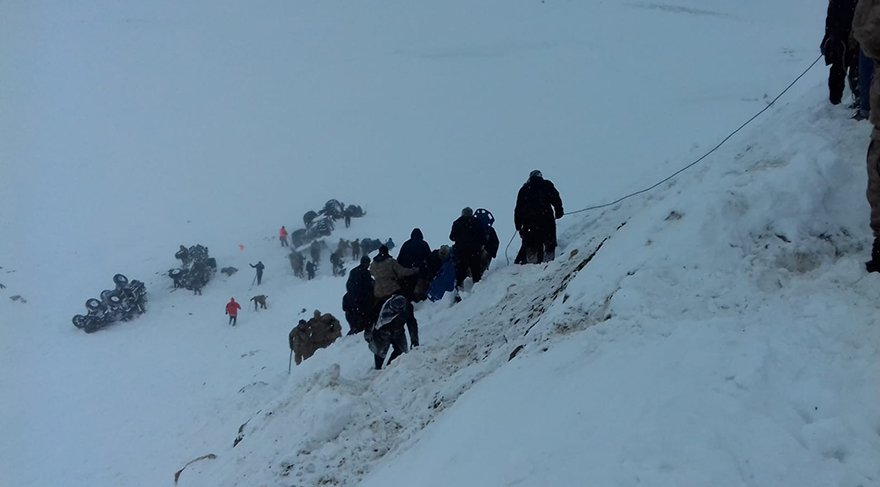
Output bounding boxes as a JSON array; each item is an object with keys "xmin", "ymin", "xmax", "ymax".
[{"xmin": 280, "ymin": 170, "xmax": 564, "ymax": 369}]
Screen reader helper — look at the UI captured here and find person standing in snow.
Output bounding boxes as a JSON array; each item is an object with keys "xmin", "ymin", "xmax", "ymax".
[
  {"xmin": 370, "ymin": 245, "xmax": 418, "ymax": 303},
  {"xmin": 474, "ymin": 208, "xmax": 500, "ymax": 276},
  {"xmin": 370, "ymin": 245, "xmax": 420, "ymax": 344},
  {"xmin": 306, "ymin": 260, "xmax": 316, "ymax": 280},
  {"xmin": 279, "ymin": 226, "xmax": 289, "ymax": 247},
  {"xmin": 368, "ymin": 294, "xmax": 416, "ymax": 370},
  {"xmin": 288, "ymin": 250, "xmax": 305, "ymax": 278},
  {"xmin": 289, "ymin": 319, "xmax": 311, "ymax": 365},
  {"xmin": 514, "ymin": 170, "xmax": 564, "ymax": 264},
  {"xmin": 225, "ymin": 297, "xmax": 241, "ymax": 326},
  {"xmin": 343, "ymin": 255, "xmax": 375, "ymax": 335},
  {"xmin": 449, "ymin": 207, "xmax": 487, "ymax": 291},
  {"xmin": 310, "ymin": 240, "xmax": 322, "ymax": 264},
  {"xmin": 330, "ymin": 251, "xmax": 344, "ymax": 277},
  {"xmin": 823, "ymin": 0, "xmax": 861, "ymax": 106},
  {"xmin": 397, "ymin": 228, "xmax": 433, "ymax": 301},
  {"xmin": 351, "ymin": 239, "xmax": 361, "ymax": 261},
  {"xmin": 853, "ymin": 0, "xmax": 880, "ymax": 270},
  {"xmin": 249, "ymin": 261, "xmax": 265, "ymax": 285},
  {"xmin": 336, "ymin": 238, "xmax": 351, "ymax": 261}
]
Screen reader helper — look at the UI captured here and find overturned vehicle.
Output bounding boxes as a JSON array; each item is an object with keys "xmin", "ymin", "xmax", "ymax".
[
  {"xmin": 289, "ymin": 199, "xmax": 366, "ymax": 247},
  {"xmin": 168, "ymin": 244, "xmax": 217, "ymax": 291},
  {"xmin": 72, "ymin": 274, "xmax": 147, "ymax": 333}
]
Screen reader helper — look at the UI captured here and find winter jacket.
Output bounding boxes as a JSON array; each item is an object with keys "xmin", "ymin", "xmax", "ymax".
[
  {"xmin": 279, "ymin": 227, "xmax": 288, "ymax": 238},
  {"xmin": 289, "ymin": 322, "xmax": 309, "ymax": 350},
  {"xmin": 485, "ymin": 226, "xmax": 500, "ymax": 259},
  {"xmin": 854, "ymin": 0, "xmax": 880, "ymax": 128},
  {"xmin": 514, "ymin": 175, "xmax": 563, "ymax": 241},
  {"xmin": 397, "ymin": 229, "xmax": 432, "ymax": 276},
  {"xmin": 825, "ymin": 0, "xmax": 859, "ymax": 46},
  {"xmin": 345, "ymin": 263, "xmax": 375, "ymax": 309},
  {"xmin": 250, "ymin": 262, "xmax": 265, "ymax": 273},
  {"xmin": 449, "ymin": 215, "xmax": 486, "ymax": 254},
  {"xmin": 370, "ymin": 254, "xmax": 417, "ymax": 299},
  {"xmin": 226, "ymin": 300, "xmax": 241, "ymax": 316}
]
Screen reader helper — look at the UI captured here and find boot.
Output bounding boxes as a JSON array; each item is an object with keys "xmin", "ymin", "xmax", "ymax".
[{"xmin": 865, "ymin": 238, "xmax": 880, "ymax": 273}]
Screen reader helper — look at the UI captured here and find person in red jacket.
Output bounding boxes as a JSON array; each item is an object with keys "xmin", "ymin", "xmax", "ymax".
[
  {"xmin": 279, "ymin": 226, "xmax": 289, "ymax": 247},
  {"xmin": 226, "ymin": 297, "xmax": 242, "ymax": 326}
]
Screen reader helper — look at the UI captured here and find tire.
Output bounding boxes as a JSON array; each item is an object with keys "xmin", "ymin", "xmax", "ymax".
[
  {"xmin": 100, "ymin": 289, "xmax": 116, "ymax": 304},
  {"xmin": 303, "ymin": 210, "xmax": 318, "ymax": 227},
  {"xmin": 113, "ymin": 273, "xmax": 129, "ymax": 287},
  {"xmin": 86, "ymin": 298, "xmax": 102, "ymax": 311},
  {"xmin": 72, "ymin": 314, "xmax": 87, "ymax": 329}
]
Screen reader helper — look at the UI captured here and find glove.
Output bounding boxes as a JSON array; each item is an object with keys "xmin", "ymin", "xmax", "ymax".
[{"xmin": 555, "ymin": 210, "xmax": 564, "ymax": 219}]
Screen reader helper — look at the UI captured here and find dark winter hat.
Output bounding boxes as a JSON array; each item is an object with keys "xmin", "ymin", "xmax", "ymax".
[
  {"xmin": 461, "ymin": 207, "xmax": 473, "ymax": 217},
  {"xmin": 378, "ymin": 245, "xmax": 389, "ymax": 256},
  {"xmin": 529, "ymin": 170, "xmax": 543, "ymax": 179},
  {"xmin": 360, "ymin": 255, "xmax": 371, "ymax": 265}
]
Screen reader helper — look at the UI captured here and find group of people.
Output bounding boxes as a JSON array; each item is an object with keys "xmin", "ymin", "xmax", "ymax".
[
  {"xmin": 288, "ymin": 310, "xmax": 343, "ymax": 365},
  {"xmin": 824, "ymin": 0, "xmax": 874, "ymax": 120},
  {"xmin": 227, "ymin": 170, "xmax": 564, "ymax": 369},
  {"xmin": 285, "ymin": 235, "xmax": 396, "ymax": 281}
]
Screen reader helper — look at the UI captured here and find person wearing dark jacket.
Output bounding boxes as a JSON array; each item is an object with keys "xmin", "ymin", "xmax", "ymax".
[
  {"xmin": 249, "ymin": 261, "xmax": 265, "ymax": 285},
  {"xmin": 449, "ymin": 207, "xmax": 487, "ymax": 289},
  {"xmin": 397, "ymin": 228, "xmax": 433, "ymax": 301},
  {"xmin": 289, "ymin": 319, "xmax": 311, "ymax": 365},
  {"xmin": 368, "ymin": 294, "xmax": 417, "ymax": 370},
  {"xmin": 823, "ymin": 0, "xmax": 861, "ymax": 105},
  {"xmin": 343, "ymin": 255, "xmax": 375, "ymax": 335},
  {"xmin": 514, "ymin": 170, "xmax": 563, "ymax": 264}
]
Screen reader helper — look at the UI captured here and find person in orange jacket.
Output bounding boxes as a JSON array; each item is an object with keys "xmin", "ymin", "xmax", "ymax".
[
  {"xmin": 226, "ymin": 297, "xmax": 242, "ymax": 326},
  {"xmin": 279, "ymin": 226, "xmax": 289, "ymax": 247}
]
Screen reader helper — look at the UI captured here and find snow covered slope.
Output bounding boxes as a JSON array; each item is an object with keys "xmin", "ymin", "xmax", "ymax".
[{"xmin": 2, "ymin": 1, "xmax": 877, "ymax": 486}]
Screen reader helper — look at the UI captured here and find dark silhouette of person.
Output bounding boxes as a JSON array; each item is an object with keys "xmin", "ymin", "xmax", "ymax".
[
  {"xmin": 514, "ymin": 170, "xmax": 563, "ymax": 264},
  {"xmin": 250, "ymin": 261, "xmax": 265, "ymax": 285}
]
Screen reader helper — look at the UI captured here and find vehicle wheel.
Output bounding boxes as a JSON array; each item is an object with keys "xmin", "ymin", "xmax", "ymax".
[
  {"xmin": 86, "ymin": 298, "xmax": 102, "ymax": 311},
  {"xmin": 100, "ymin": 289, "xmax": 116, "ymax": 304},
  {"xmin": 72, "ymin": 314, "xmax": 87, "ymax": 329},
  {"xmin": 113, "ymin": 273, "xmax": 129, "ymax": 287}
]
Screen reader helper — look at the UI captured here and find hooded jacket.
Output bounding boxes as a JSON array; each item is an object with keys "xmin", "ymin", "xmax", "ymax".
[
  {"xmin": 449, "ymin": 215, "xmax": 486, "ymax": 253},
  {"xmin": 397, "ymin": 228, "xmax": 432, "ymax": 273},
  {"xmin": 226, "ymin": 299, "xmax": 241, "ymax": 316},
  {"xmin": 344, "ymin": 262, "xmax": 375, "ymax": 310},
  {"xmin": 514, "ymin": 175, "xmax": 563, "ymax": 235}
]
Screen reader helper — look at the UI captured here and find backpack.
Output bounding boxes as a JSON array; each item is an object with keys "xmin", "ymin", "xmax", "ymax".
[
  {"xmin": 474, "ymin": 209, "xmax": 499, "ymax": 258},
  {"xmin": 474, "ymin": 208, "xmax": 495, "ymax": 230}
]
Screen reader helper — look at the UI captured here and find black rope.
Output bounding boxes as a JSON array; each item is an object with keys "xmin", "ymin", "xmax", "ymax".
[
  {"xmin": 505, "ymin": 54, "xmax": 823, "ymax": 265},
  {"xmin": 565, "ymin": 54, "xmax": 823, "ymax": 216}
]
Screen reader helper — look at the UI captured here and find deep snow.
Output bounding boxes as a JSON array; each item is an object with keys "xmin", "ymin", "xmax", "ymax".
[{"xmin": 2, "ymin": 1, "xmax": 878, "ymax": 486}]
